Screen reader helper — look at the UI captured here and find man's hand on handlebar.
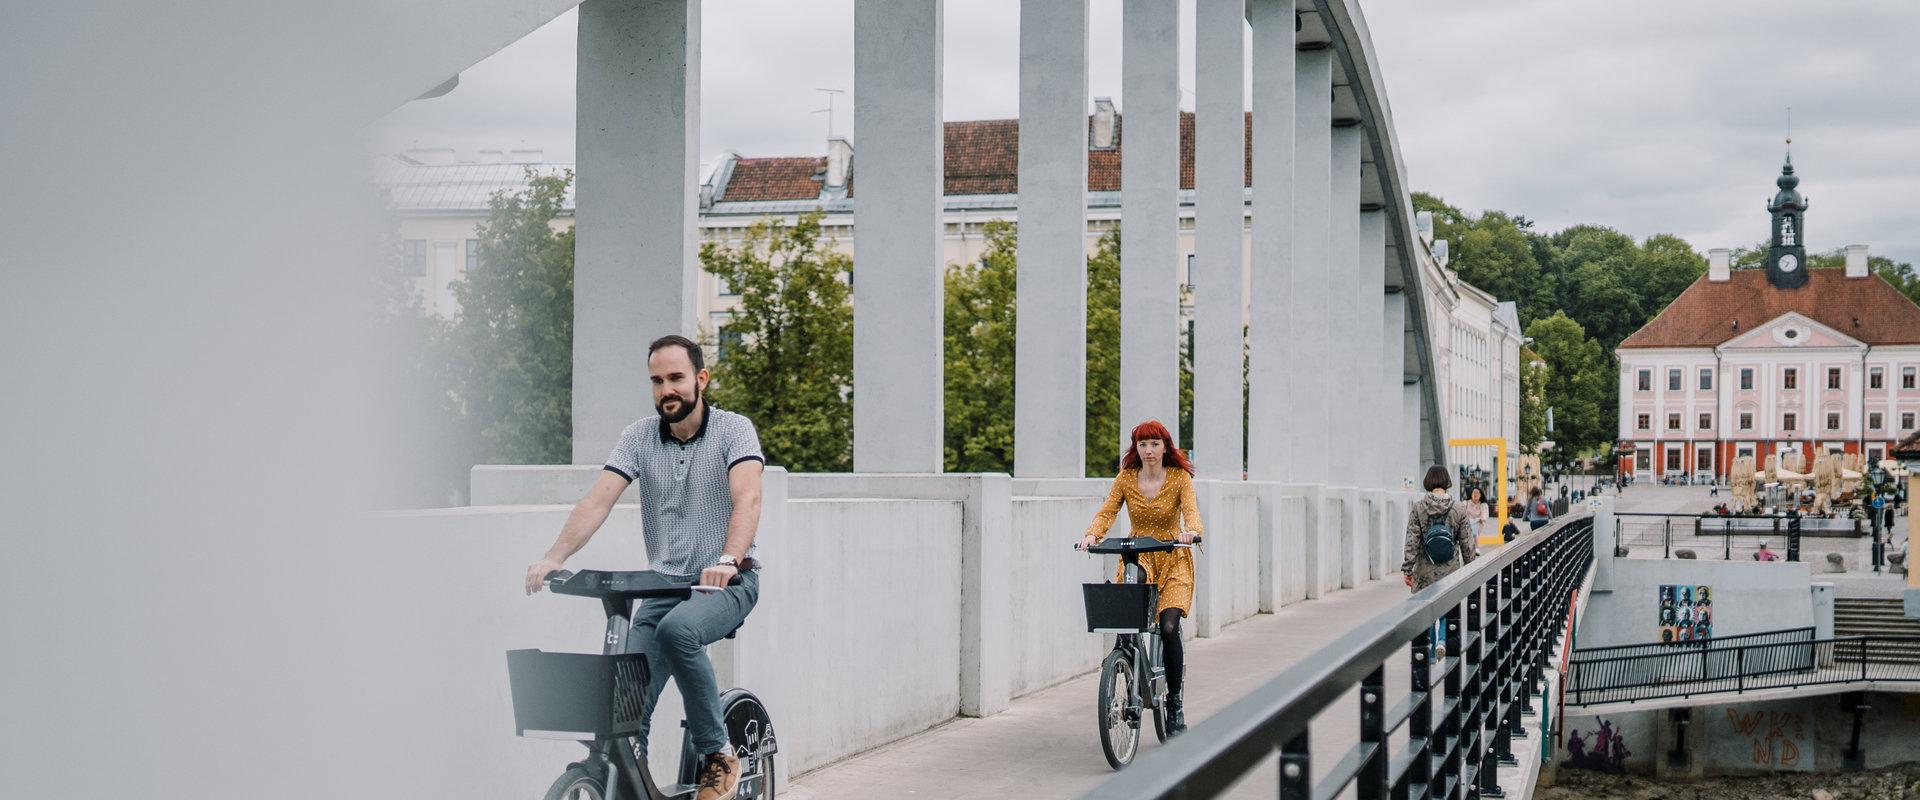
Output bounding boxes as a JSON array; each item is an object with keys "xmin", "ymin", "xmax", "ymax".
[
  {"xmin": 526, "ymin": 558, "xmax": 565, "ymax": 595},
  {"xmin": 699, "ymin": 562, "xmax": 739, "ymax": 590}
]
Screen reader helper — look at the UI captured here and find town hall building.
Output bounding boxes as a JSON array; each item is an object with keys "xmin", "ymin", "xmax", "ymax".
[{"xmin": 1615, "ymin": 152, "xmax": 1920, "ymax": 480}]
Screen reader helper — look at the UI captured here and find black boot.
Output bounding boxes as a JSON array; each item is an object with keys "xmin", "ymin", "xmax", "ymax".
[{"xmin": 1166, "ymin": 690, "xmax": 1187, "ymax": 736}]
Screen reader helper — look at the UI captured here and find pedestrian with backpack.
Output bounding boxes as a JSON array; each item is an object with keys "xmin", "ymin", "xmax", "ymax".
[
  {"xmin": 1526, "ymin": 487, "xmax": 1552, "ymax": 530},
  {"xmin": 1402, "ymin": 465, "xmax": 1477, "ymax": 592}
]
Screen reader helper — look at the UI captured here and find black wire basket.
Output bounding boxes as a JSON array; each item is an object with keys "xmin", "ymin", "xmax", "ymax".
[
  {"xmin": 505, "ymin": 649, "xmax": 652, "ymax": 738},
  {"xmin": 1082, "ymin": 582, "xmax": 1159, "ymax": 634}
]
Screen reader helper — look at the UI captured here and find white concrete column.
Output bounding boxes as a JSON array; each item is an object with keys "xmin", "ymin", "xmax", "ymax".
[
  {"xmin": 852, "ymin": 0, "xmax": 945, "ymax": 473},
  {"xmin": 1328, "ymin": 124, "xmax": 1363, "ymax": 487},
  {"xmin": 1246, "ymin": 0, "xmax": 1294, "ymax": 482},
  {"xmin": 572, "ymin": 0, "xmax": 700, "ymax": 463},
  {"xmin": 1014, "ymin": 0, "xmax": 1090, "ymax": 478},
  {"xmin": 1193, "ymin": 0, "xmax": 1246, "ymax": 479},
  {"xmin": 1119, "ymin": 0, "xmax": 1182, "ymax": 449},
  {"xmin": 1360, "ymin": 210, "xmax": 1388, "ymax": 489},
  {"xmin": 1287, "ymin": 47, "xmax": 1333, "ymax": 483}
]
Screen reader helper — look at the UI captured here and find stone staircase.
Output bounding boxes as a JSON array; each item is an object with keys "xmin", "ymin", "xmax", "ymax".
[{"xmin": 1832, "ymin": 598, "xmax": 1920, "ymax": 665}]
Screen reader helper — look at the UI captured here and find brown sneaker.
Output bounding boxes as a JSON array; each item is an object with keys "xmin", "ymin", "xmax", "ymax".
[{"xmin": 695, "ymin": 751, "xmax": 740, "ymax": 800}]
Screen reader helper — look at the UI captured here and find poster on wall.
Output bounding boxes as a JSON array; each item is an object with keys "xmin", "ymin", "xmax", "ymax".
[{"xmin": 1658, "ymin": 584, "xmax": 1712, "ymax": 642}]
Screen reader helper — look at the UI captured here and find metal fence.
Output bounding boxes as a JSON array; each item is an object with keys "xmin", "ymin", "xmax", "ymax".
[
  {"xmin": 1567, "ymin": 634, "xmax": 1920, "ymax": 706},
  {"xmin": 1083, "ymin": 517, "xmax": 1594, "ymax": 800},
  {"xmin": 1571, "ymin": 627, "xmax": 1814, "ymax": 661},
  {"xmin": 1613, "ymin": 512, "xmax": 1866, "ymax": 561}
]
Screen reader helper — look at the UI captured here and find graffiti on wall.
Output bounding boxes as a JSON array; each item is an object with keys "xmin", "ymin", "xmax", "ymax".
[
  {"xmin": 1562, "ymin": 719, "xmax": 1632, "ymax": 773},
  {"xmin": 1659, "ymin": 584, "xmax": 1713, "ymax": 642},
  {"xmin": 1724, "ymin": 707, "xmax": 1806, "ymax": 769}
]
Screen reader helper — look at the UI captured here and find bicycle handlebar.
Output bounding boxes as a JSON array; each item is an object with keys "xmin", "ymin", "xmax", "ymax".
[
  {"xmin": 1074, "ymin": 535, "xmax": 1202, "ymax": 553},
  {"xmin": 544, "ymin": 568, "xmax": 743, "ymax": 599}
]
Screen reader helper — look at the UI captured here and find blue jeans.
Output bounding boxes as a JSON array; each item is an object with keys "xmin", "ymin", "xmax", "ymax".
[{"xmin": 626, "ymin": 570, "xmax": 760, "ymax": 756}]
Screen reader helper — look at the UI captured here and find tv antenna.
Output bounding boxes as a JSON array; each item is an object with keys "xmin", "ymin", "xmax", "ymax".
[{"xmin": 813, "ymin": 88, "xmax": 846, "ymax": 139}]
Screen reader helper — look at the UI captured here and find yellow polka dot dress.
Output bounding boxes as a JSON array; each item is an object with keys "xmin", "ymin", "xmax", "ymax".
[{"xmin": 1083, "ymin": 468, "xmax": 1203, "ymax": 616}]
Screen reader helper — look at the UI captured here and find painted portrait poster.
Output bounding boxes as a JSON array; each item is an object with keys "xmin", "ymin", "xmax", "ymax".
[{"xmin": 1659, "ymin": 584, "xmax": 1712, "ymax": 642}]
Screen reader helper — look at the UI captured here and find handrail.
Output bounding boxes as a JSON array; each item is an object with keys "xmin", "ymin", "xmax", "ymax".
[
  {"xmin": 1572, "ymin": 627, "xmax": 1815, "ymax": 660},
  {"xmin": 1567, "ymin": 634, "xmax": 1920, "ymax": 706},
  {"xmin": 1082, "ymin": 515, "xmax": 1594, "ymax": 800}
]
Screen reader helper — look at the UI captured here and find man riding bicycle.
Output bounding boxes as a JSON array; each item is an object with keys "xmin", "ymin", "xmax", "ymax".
[{"xmin": 525, "ymin": 334, "xmax": 765, "ymax": 800}]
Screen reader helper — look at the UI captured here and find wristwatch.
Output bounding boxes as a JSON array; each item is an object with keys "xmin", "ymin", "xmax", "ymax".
[{"xmin": 716, "ymin": 555, "xmax": 739, "ymax": 569}]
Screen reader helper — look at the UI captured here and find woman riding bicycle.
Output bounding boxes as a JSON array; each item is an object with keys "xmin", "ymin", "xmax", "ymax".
[{"xmin": 1076, "ymin": 419, "xmax": 1202, "ymax": 736}]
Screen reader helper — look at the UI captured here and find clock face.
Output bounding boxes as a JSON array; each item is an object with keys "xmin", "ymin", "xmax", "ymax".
[{"xmin": 1779, "ymin": 253, "xmax": 1800, "ymax": 272}]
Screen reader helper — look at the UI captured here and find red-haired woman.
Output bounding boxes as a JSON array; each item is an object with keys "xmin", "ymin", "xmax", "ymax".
[{"xmin": 1076, "ymin": 419, "xmax": 1204, "ymax": 735}]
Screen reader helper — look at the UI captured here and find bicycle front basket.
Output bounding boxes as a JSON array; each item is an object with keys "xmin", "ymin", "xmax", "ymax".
[
  {"xmin": 505, "ymin": 650, "xmax": 651, "ymax": 738},
  {"xmin": 1082, "ymin": 582, "xmax": 1158, "ymax": 633}
]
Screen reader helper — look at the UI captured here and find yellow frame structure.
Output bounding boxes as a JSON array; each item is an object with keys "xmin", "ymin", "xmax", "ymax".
[{"xmin": 1448, "ymin": 437, "xmax": 1509, "ymax": 545}]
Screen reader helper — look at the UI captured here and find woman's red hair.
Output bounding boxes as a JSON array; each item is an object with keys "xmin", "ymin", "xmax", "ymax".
[{"xmin": 1120, "ymin": 419, "xmax": 1194, "ymax": 474}]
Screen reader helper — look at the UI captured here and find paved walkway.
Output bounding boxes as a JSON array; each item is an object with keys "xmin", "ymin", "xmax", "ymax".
[{"xmin": 785, "ymin": 577, "xmax": 1420, "ymax": 799}]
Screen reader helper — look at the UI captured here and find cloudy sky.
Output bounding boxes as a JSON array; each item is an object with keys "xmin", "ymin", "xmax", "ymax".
[{"xmin": 366, "ymin": 0, "xmax": 1920, "ymax": 265}]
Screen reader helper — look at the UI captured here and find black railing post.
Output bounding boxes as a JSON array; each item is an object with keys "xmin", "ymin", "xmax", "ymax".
[
  {"xmin": 1504, "ymin": 562, "xmax": 1526, "ymax": 739},
  {"xmin": 1664, "ymin": 517, "xmax": 1672, "ymax": 559},
  {"xmin": 1359, "ymin": 665, "xmax": 1388, "ymax": 800},
  {"xmin": 1723, "ymin": 520, "xmax": 1731, "ymax": 561},
  {"xmin": 1280, "ymin": 730, "xmax": 1311, "ymax": 800},
  {"xmin": 1410, "ymin": 629, "xmax": 1434, "ymax": 798},
  {"xmin": 1442, "ymin": 601, "xmax": 1464, "ymax": 795},
  {"xmin": 1788, "ymin": 514, "xmax": 1801, "ymax": 562}
]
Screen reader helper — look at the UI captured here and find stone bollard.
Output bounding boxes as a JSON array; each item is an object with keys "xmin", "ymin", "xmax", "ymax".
[
  {"xmin": 1675, "ymin": 549, "xmax": 1697, "ymax": 559},
  {"xmin": 1823, "ymin": 552, "xmax": 1847, "ymax": 573}
]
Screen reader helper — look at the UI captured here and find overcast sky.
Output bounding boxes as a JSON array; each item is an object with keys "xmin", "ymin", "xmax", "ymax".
[{"xmin": 365, "ymin": 0, "xmax": 1920, "ymax": 265}]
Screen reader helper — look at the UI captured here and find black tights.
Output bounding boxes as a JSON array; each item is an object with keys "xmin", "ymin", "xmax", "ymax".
[{"xmin": 1159, "ymin": 608, "xmax": 1185, "ymax": 696}]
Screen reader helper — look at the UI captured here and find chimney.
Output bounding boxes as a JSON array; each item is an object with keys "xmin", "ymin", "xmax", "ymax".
[
  {"xmin": 1416, "ymin": 210, "xmax": 1434, "ymax": 244},
  {"xmin": 1433, "ymin": 239, "xmax": 1450, "ymax": 269},
  {"xmin": 1091, "ymin": 97, "xmax": 1117, "ymax": 150},
  {"xmin": 510, "ymin": 149, "xmax": 545, "ymax": 164},
  {"xmin": 824, "ymin": 137, "xmax": 853, "ymax": 194},
  {"xmin": 1845, "ymin": 244, "xmax": 1869, "ymax": 278},
  {"xmin": 1708, "ymin": 248, "xmax": 1731, "ymax": 282}
]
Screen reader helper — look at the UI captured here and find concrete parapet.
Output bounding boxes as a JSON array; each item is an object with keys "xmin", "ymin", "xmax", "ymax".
[
  {"xmin": 1280, "ymin": 483, "xmax": 1336, "ymax": 598},
  {"xmin": 471, "ymin": 463, "xmax": 637, "ymax": 506}
]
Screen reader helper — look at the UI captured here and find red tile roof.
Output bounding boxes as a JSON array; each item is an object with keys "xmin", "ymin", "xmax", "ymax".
[
  {"xmin": 1618, "ymin": 270, "xmax": 1920, "ymax": 349},
  {"xmin": 720, "ymin": 156, "xmax": 825, "ymax": 202},
  {"xmin": 717, "ymin": 113, "xmax": 1254, "ymax": 202}
]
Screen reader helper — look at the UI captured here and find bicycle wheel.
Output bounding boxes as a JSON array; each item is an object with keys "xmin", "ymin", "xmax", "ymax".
[
  {"xmin": 1097, "ymin": 648, "xmax": 1140, "ymax": 769},
  {"xmin": 722, "ymin": 689, "xmax": 778, "ymax": 800},
  {"xmin": 542, "ymin": 766, "xmax": 605, "ymax": 800}
]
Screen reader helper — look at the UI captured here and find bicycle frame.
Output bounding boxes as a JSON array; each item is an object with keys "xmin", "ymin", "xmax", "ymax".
[{"xmin": 1113, "ymin": 562, "xmax": 1167, "ymax": 716}]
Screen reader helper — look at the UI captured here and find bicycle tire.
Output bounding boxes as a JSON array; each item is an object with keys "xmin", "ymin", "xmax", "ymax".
[
  {"xmin": 722, "ymin": 690, "xmax": 778, "ymax": 800},
  {"xmin": 542, "ymin": 766, "xmax": 606, "ymax": 800},
  {"xmin": 1097, "ymin": 649, "xmax": 1140, "ymax": 769}
]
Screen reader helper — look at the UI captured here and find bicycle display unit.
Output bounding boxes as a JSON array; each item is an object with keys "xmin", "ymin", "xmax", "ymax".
[
  {"xmin": 507, "ymin": 569, "xmax": 777, "ymax": 800},
  {"xmin": 1078, "ymin": 536, "xmax": 1198, "ymax": 769}
]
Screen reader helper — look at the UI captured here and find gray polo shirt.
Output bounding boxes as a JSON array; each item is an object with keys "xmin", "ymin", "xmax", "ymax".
[{"xmin": 604, "ymin": 403, "xmax": 764, "ymax": 577}]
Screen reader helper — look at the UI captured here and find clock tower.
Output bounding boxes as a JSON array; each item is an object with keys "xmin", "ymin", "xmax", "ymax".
[{"xmin": 1766, "ymin": 147, "xmax": 1809, "ymax": 289}]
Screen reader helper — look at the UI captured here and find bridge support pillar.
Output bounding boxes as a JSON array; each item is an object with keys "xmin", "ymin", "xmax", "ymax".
[
  {"xmin": 572, "ymin": 0, "xmax": 701, "ymax": 463},
  {"xmin": 1359, "ymin": 209, "xmax": 1390, "ymax": 489},
  {"xmin": 1192, "ymin": 0, "xmax": 1247, "ymax": 481},
  {"xmin": 1332, "ymin": 486, "xmax": 1363, "ymax": 588},
  {"xmin": 1361, "ymin": 488, "xmax": 1388, "ymax": 579},
  {"xmin": 1246, "ymin": 0, "xmax": 1295, "ymax": 482},
  {"xmin": 1285, "ymin": 46, "xmax": 1334, "ymax": 483},
  {"xmin": 1013, "ymin": 0, "xmax": 1087, "ymax": 479},
  {"xmin": 852, "ymin": 0, "xmax": 945, "ymax": 472},
  {"xmin": 1119, "ymin": 0, "xmax": 1182, "ymax": 451},
  {"xmin": 1327, "ymin": 123, "xmax": 1364, "ymax": 486}
]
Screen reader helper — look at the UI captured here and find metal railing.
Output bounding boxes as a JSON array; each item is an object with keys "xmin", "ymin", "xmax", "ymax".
[
  {"xmin": 1567, "ymin": 634, "xmax": 1920, "ymax": 706},
  {"xmin": 1613, "ymin": 512, "xmax": 1868, "ymax": 561},
  {"xmin": 1571, "ymin": 627, "xmax": 1814, "ymax": 661},
  {"xmin": 1084, "ymin": 517, "xmax": 1594, "ymax": 800}
]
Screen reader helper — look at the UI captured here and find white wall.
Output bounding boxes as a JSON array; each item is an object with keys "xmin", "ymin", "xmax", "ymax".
[
  {"xmin": 1579, "ymin": 558, "xmax": 1815, "ymax": 650},
  {"xmin": 422, "ymin": 467, "xmax": 1398, "ymax": 791}
]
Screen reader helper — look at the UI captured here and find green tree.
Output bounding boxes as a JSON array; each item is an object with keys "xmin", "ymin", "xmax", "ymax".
[
  {"xmin": 1632, "ymin": 233, "xmax": 1707, "ymax": 315},
  {"xmin": 1085, "ymin": 228, "xmax": 1123, "ymax": 475},
  {"xmin": 944, "ymin": 221, "xmax": 1018, "ymax": 472},
  {"xmin": 701, "ymin": 211, "xmax": 855, "ymax": 472},
  {"xmin": 1518, "ymin": 347, "xmax": 1548, "ymax": 453},
  {"xmin": 1523, "ymin": 312, "xmax": 1611, "ymax": 457},
  {"xmin": 446, "ymin": 169, "xmax": 576, "ymax": 466}
]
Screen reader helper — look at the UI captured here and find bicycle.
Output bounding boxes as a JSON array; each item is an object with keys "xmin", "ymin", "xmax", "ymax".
[
  {"xmin": 1076, "ymin": 536, "xmax": 1199, "ymax": 769},
  {"xmin": 508, "ymin": 569, "xmax": 778, "ymax": 800}
]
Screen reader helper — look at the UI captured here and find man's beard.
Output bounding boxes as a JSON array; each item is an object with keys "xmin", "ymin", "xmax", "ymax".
[{"xmin": 657, "ymin": 386, "xmax": 702, "ymax": 424}]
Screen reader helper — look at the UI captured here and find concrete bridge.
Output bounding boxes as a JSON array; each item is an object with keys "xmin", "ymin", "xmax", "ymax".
[{"xmin": 3, "ymin": 1, "xmax": 1495, "ymax": 798}]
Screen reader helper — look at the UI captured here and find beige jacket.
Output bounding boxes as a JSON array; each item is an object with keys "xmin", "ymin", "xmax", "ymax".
[{"xmin": 1402, "ymin": 491, "xmax": 1478, "ymax": 592}]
